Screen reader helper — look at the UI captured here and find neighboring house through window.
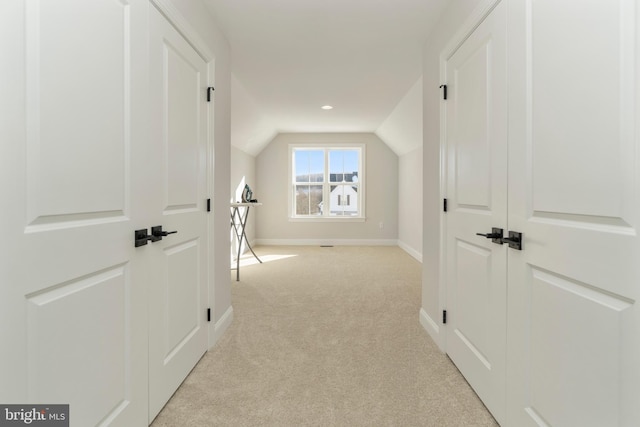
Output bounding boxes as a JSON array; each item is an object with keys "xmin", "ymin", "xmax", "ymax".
[
  {"xmin": 289, "ymin": 144, "xmax": 365, "ymax": 220},
  {"xmin": 337, "ymin": 194, "xmax": 350, "ymax": 206}
]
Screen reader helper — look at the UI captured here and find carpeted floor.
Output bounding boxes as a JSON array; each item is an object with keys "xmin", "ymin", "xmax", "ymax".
[{"xmin": 151, "ymin": 245, "xmax": 499, "ymax": 426}]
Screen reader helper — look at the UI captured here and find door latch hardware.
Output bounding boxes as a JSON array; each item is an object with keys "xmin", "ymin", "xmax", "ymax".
[
  {"xmin": 476, "ymin": 227, "xmax": 504, "ymax": 244},
  {"xmin": 502, "ymin": 231, "xmax": 523, "ymax": 250},
  {"xmin": 135, "ymin": 229, "xmax": 153, "ymax": 247},
  {"xmin": 151, "ymin": 225, "xmax": 178, "ymax": 242}
]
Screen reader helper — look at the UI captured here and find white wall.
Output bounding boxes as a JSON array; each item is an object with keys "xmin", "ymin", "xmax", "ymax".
[
  {"xmin": 421, "ymin": 0, "xmax": 484, "ymax": 349},
  {"xmin": 167, "ymin": 0, "xmax": 232, "ymax": 330},
  {"xmin": 255, "ymin": 133, "xmax": 398, "ymax": 244},
  {"xmin": 398, "ymin": 147, "xmax": 423, "ymax": 261},
  {"xmin": 376, "ymin": 77, "xmax": 424, "ymax": 261}
]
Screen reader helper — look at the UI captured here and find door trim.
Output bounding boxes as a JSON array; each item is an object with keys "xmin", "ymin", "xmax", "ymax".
[{"xmin": 150, "ymin": 0, "xmax": 214, "ymax": 61}]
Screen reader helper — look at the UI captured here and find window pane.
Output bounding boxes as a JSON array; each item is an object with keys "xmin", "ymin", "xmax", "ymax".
[
  {"xmin": 329, "ymin": 150, "xmax": 359, "ymax": 182},
  {"xmin": 295, "ymin": 150, "xmax": 323, "ymax": 183},
  {"xmin": 296, "ymin": 185, "xmax": 323, "ymax": 216},
  {"xmin": 329, "ymin": 184, "xmax": 359, "ymax": 216}
]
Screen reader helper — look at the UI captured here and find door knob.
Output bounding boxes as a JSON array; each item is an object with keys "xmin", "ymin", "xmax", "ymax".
[
  {"xmin": 151, "ymin": 225, "xmax": 177, "ymax": 242},
  {"xmin": 476, "ymin": 228, "xmax": 504, "ymax": 244}
]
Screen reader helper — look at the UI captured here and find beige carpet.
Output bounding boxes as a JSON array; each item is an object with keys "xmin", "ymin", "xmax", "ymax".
[{"xmin": 151, "ymin": 245, "xmax": 499, "ymax": 427}]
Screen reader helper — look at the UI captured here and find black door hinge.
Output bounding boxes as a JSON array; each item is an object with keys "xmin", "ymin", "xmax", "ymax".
[
  {"xmin": 439, "ymin": 84, "xmax": 447, "ymax": 100},
  {"xmin": 207, "ymin": 308, "xmax": 211, "ymax": 322},
  {"xmin": 443, "ymin": 310, "xmax": 447, "ymax": 324},
  {"xmin": 443, "ymin": 198, "xmax": 448, "ymax": 212},
  {"xmin": 207, "ymin": 86, "xmax": 215, "ymax": 102},
  {"xmin": 207, "ymin": 198, "xmax": 211, "ymax": 212}
]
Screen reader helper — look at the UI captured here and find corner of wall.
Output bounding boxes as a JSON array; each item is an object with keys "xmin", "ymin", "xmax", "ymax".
[
  {"xmin": 398, "ymin": 240, "xmax": 422, "ymax": 263},
  {"xmin": 209, "ymin": 305, "xmax": 233, "ymax": 350},
  {"xmin": 419, "ymin": 308, "xmax": 444, "ymax": 351}
]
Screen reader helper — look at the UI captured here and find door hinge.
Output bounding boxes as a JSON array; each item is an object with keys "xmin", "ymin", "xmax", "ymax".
[
  {"xmin": 207, "ymin": 308, "xmax": 211, "ymax": 322},
  {"xmin": 207, "ymin": 86, "xmax": 215, "ymax": 102},
  {"xmin": 439, "ymin": 84, "xmax": 447, "ymax": 100},
  {"xmin": 443, "ymin": 198, "xmax": 448, "ymax": 212},
  {"xmin": 443, "ymin": 310, "xmax": 447, "ymax": 324},
  {"xmin": 207, "ymin": 198, "xmax": 211, "ymax": 212}
]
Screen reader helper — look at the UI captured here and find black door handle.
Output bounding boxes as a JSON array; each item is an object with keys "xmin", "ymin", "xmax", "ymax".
[
  {"xmin": 502, "ymin": 231, "xmax": 523, "ymax": 250},
  {"xmin": 476, "ymin": 232, "xmax": 502, "ymax": 239},
  {"xmin": 151, "ymin": 225, "xmax": 178, "ymax": 242},
  {"xmin": 135, "ymin": 229, "xmax": 153, "ymax": 247},
  {"xmin": 476, "ymin": 228, "xmax": 504, "ymax": 244}
]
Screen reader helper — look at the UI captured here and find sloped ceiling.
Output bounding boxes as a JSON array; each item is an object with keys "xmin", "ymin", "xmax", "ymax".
[
  {"xmin": 376, "ymin": 77, "xmax": 423, "ymax": 156},
  {"xmin": 204, "ymin": 0, "xmax": 448, "ymax": 156}
]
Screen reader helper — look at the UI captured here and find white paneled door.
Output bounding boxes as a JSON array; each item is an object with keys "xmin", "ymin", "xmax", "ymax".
[
  {"xmin": 446, "ymin": 0, "xmax": 640, "ymax": 426},
  {"xmin": 444, "ymin": 2, "xmax": 507, "ymax": 424},
  {"xmin": 1, "ymin": 1, "xmax": 149, "ymax": 425},
  {"xmin": 506, "ymin": 1, "xmax": 640, "ymax": 426},
  {"xmin": 148, "ymin": 6, "xmax": 210, "ymax": 422},
  {"xmin": 2, "ymin": 2, "xmax": 212, "ymax": 425}
]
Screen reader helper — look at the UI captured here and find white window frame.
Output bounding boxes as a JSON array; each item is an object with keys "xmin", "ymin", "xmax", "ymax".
[{"xmin": 288, "ymin": 143, "xmax": 365, "ymax": 222}]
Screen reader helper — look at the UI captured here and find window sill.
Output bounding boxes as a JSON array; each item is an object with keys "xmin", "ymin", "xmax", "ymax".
[{"xmin": 289, "ymin": 216, "xmax": 366, "ymax": 223}]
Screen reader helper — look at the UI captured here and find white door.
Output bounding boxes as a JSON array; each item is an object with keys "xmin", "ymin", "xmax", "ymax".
[
  {"xmin": 148, "ymin": 6, "xmax": 210, "ymax": 421},
  {"xmin": 506, "ymin": 1, "xmax": 640, "ymax": 426},
  {"xmin": 444, "ymin": 2, "xmax": 507, "ymax": 424},
  {"xmin": 0, "ymin": 1, "xmax": 149, "ymax": 426}
]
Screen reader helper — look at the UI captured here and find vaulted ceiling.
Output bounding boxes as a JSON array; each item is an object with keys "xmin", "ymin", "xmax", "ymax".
[{"xmin": 204, "ymin": 0, "xmax": 448, "ymax": 156}]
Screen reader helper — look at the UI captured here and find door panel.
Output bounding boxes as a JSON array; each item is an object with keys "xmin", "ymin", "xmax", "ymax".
[
  {"xmin": 27, "ymin": 266, "xmax": 130, "ymax": 423},
  {"xmin": 445, "ymin": 2, "xmax": 507, "ymax": 424},
  {"xmin": 164, "ymin": 241, "xmax": 200, "ymax": 360},
  {"xmin": 529, "ymin": 0, "xmax": 634, "ymax": 220},
  {"xmin": 165, "ymin": 44, "xmax": 202, "ymax": 209},
  {"xmin": 148, "ymin": 6, "xmax": 209, "ymax": 421},
  {"xmin": 449, "ymin": 240, "xmax": 494, "ymax": 377},
  {"xmin": 507, "ymin": 0, "xmax": 640, "ymax": 425},
  {"xmin": 454, "ymin": 44, "xmax": 491, "ymax": 208},
  {"xmin": 454, "ymin": 241, "xmax": 492, "ymax": 363},
  {"xmin": 26, "ymin": 0, "xmax": 128, "ymax": 221},
  {"xmin": 1, "ymin": 1, "xmax": 149, "ymax": 425},
  {"xmin": 527, "ymin": 268, "xmax": 629, "ymax": 427}
]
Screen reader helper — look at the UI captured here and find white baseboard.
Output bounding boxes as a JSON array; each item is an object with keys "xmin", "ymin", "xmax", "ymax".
[
  {"xmin": 209, "ymin": 305, "xmax": 233, "ymax": 350},
  {"xmin": 254, "ymin": 239, "xmax": 398, "ymax": 246},
  {"xmin": 420, "ymin": 308, "xmax": 441, "ymax": 346},
  {"xmin": 398, "ymin": 240, "xmax": 422, "ymax": 263}
]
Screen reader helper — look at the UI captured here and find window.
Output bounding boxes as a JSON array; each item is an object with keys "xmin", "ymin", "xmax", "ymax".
[
  {"xmin": 290, "ymin": 145, "xmax": 365, "ymax": 220},
  {"xmin": 337, "ymin": 195, "xmax": 350, "ymax": 206}
]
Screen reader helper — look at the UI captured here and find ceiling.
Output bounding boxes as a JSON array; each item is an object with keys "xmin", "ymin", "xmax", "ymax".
[{"xmin": 204, "ymin": 0, "xmax": 449, "ymax": 156}]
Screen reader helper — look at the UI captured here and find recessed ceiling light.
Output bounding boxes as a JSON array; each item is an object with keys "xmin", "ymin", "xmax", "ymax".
[{"xmin": 321, "ymin": 105, "xmax": 333, "ymax": 110}]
